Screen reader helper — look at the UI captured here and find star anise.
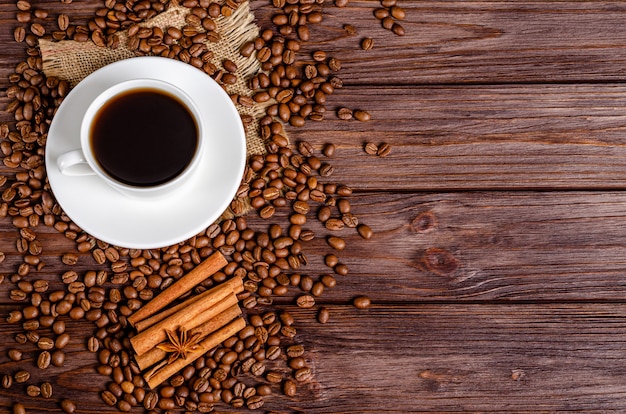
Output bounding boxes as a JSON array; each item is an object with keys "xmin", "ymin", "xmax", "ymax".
[{"xmin": 157, "ymin": 327, "xmax": 202, "ymax": 364}]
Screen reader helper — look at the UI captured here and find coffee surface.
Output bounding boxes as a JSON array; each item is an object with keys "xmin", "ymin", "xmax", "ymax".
[{"xmin": 91, "ymin": 88, "xmax": 198, "ymax": 187}]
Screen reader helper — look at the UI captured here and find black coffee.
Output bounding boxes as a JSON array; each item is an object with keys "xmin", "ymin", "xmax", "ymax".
[{"xmin": 91, "ymin": 88, "xmax": 198, "ymax": 187}]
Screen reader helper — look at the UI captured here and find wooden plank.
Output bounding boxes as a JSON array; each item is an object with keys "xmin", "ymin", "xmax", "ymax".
[
  {"xmin": 1, "ymin": 192, "xmax": 626, "ymax": 304},
  {"xmin": 280, "ymin": 84, "xmax": 626, "ymax": 191},
  {"xmin": 241, "ymin": 191, "xmax": 626, "ymax": 302},
  {"xmin": 286, "ymin": 304, "xmax": 626, "ymax": 413},
  {"xmin": 4, "ymin": 2, "xmax": 626, "ymax": 87},
  {"xmin": 1, "ymin": 304, "xmax": 626, "ymax": 413},
  {"xmin": 5, "ymin": 84, "xmax": 626, "ymax": 190},
  {"xmin": 259, "ymin": 1, "xmax": 626, "ymax": 85}
]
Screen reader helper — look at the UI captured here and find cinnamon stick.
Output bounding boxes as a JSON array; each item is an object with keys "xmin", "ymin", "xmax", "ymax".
[
  {"xmin": 134, "ymin": 276, "xmax": 244, "ymax": 332},
  {"xmin": 130, "ymin": 283, "xmax": 238, "ymax": 356},
  {"xmin": 145, "ymin": 317, "xmax": 246, "ymax": 389},
  {"xmin": 135, "ymin": 303, "xmax": 242, "ymax": 370},
  {"xmin": 128, "ymin": 251, "xmax": 228, "ymax": 327}
]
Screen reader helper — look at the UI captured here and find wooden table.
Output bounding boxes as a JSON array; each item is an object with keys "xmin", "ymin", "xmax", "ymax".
[{"xmin": 2, "ymin": 1, "xmax": 626, "ymax": 412}]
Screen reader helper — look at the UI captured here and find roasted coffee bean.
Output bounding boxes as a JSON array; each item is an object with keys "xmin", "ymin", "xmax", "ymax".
[
  {"xmin": 10, "ymin": 289, "xmax": 27, "ymax": 301},
  {"xmin": 14, "ymin": 371, "xmax": 30, "ymax": 383},
  {"xmin": 23, "ymin": 320, "xmax": 39, "ymax": 330},
  {"xmin": 52, "ymin": 320, "xmax": 66, "ymax": 335},
  {"xmin": 325, "ymin": 218, "xmax": 345, "ymax": 231},
  {"xmin": 335, "ymin": 263, "xmax": 349, "ymax": 276},
  {"xmin": 311, "ymin": 281, "xmax": 325, "ymax": 297},
  {"xmin": 337, "ymin": 107, "xmax": 353, "ymax": 120},
  {"xmin": 102, "ymin": 390, "xmax": 120, "ymax": 407},
  {"xmin": 20, "ymin": 306, "xmax": 39, "ymax": 319},
  {"xmin": 30, "ymin": 23, "xmax": 45, "ymax": 37},
  {"xmin": 240, "ymin": 41, "xmax": 255, "ymax": 56},
  {"xmin": 377, "ymin": 142, "xmax": 391, "ymax": 157},
  {"xmin": 247, "ymin": 395, "xmax": 264, "ymax": 409},
  {"xmin": 58, "ymin": 14, "xmax": 69, "ymax": 31},
  {"xmin": 26, "ymin": 384, "xmax": 40, "ymax": 397},
  {"xmin": 296, "ymin": 294, "xmax": 315, "ymax": 308},
  {"xmin": 327, "ymin": 236, "xmax": 346, "ymax": 250},
  {"xmin": 319, "ymin": 163, "xmax": 334, "ymax": 177},
  {"xmin": 337, "ymin": 198, "xmax": 351, "ymax": 213},
  {"xmin": 16, "ymin": 11, "xmax": 31, "ymax": 23},
  {"xmin": 381, "ymin": 16, "xmax": 394, "ymax": 30},
  {"xmin": 2, "ymin": 374, "xmax": 12, "ymax": 389},
  {"xmin": 38, "ymin": 337, "xmax": 54, "ymax": 350},
  {"xmin": 117, "ymin": 400, "xmax": 131, "ymax": 412},
  {"xmin": 318, "ymin": 307, "xmax": 330, "ymax": 323},
  {"xmin": 37, "ymin": 351, "xmax": 51, "ymax": 369},
  {"xmin": 61, "ymin": 270, "xmax": 78, "ymax": 284},
  {"xmin": 322, "ymin": 274, "xmax": 338, "ymax": 288},
  {"xmin": 392, "ymin": 23, "xmax": 406, "ymax": 36},
  {"xmin": 312, "ymin": 50, "xmax": 326, "ymax": 62},
  {"xmin": 328, "ymin": 58, "xmax": 342, "ymax": 71},
  {"xmin": 33, "ymin": 279, "xmax": 48, "ymax": 292},
  {"xmin": 250, "ymin": 361, "xmax": 266, "ymax": 376},
  {"xmin": 361, "ymin": 37, "xmax": 374, "ymax": 50},
  {"xmin": 322, "ymin": 143, "xmax": 336, "ymax": 157},
  {"xmin": 354, "ymin": 110, "xmax": 372, "ymax": 122},
  {"xmin": 14, "ymin": 27, "xmax": 26, "ymax": 43},
  {"xmin": 257, "ymin": 383, "xmax": 272, "ymax": 396},
  {"xmin": 390, "ymin": 5, "xmax": 406, "ymax": 19},
  {"xmin": 289, "ymin": 356, "xmax": 307, "ymax": 370},
  {"xmin": 92, "ymin": 248, "xmax": 106, "ymax": 264},
  {"xmin": 364, "ymin": 142, "xmax": 378, "ymax": 155},
  {"xmin": 294, "ymin": 367, "xmax": 313, "ymax": 382},
  {"xmin": 342, "ymin": 213, "xmax": 359, "ymax": 228},
  {"xmin": 51, "ymin": 350, "xmax": 65, "ymax": 367},
  {"xmin": 55, "ymin": 333, "xmax": 70, "ymax": 349},
  {"xmin": 6, "ymin": 310, "xmax": 22, "ymax": 324},
  {"xmin": 260, "ymin": 205, "xmax": 275, "ymax": 219},
  {"xmin": 353, "ymin": 295, "xmax": 371, "ymax": 309},
  {"xmin": 60, "ymin": 399, "xmax": 76, "ymax": 414},
  {"xmin": 297, "ymin": 141, "xmax": 313, "ymax": 157},
  {"xmin": 41, "ymin": 382, "xmax": 53, "ymax": 398},
  {"xmin": 357, "ymin": 224, "xmax": 374, "ymax": 239},
  {"xmin": 144, "ymin": 391, "xmax": 158, "ymax": 410},
  {"xmin": 283, "ymin": 379, "xmax": 297, "ymax": 396},
  {"xmin": 8, "ymin": 349, "xmax": 22, "ymax": 361},
  {"xmin": 317, "ymin": 206, "xmax": 331, "ymax": 222},
  {"xmin": 13, "ymin": 403, "xmax": 26, "ymax": 414}
]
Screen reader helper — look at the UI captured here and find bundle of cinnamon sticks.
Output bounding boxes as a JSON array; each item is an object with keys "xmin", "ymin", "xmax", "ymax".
[{"xmin": 127, "ymin": 251, "xmax": 245, "ymax": 389}]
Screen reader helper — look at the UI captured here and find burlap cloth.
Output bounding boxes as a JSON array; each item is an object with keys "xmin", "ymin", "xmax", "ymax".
[{"xmin": 39, "ymin": 1, "xmax": 272, "ymax": 220}]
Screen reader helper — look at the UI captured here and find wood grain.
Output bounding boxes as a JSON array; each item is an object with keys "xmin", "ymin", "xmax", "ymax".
[
  {"xmin": 285, "ymin": 84, "xmax": 626, "ymax": 190},
  {"xmin": 239, "ymin": 191, "xmax": 626, "ymax": 302},
  {"xmin": 5, "ymin": 84, "xmax": 626, "ymax": 190},
  {"xmin": 0, "ymin": 0, "xmax": 625, "ymax": 413},
  {"xmin": 290, "ymin": 304, "xmax": 626, "ymax": 413},
  {"xmin": 4, "ymin": 2, "xmax": 626, "ymax": 87},
  {"xmin": 2, "ymin": 304, "xmax": 626, "ymax": 413},
  {"xmin": 255, "ymin": 1, "xmax": 626, "ymax": 85},
  {"xmin": 0, "ymin": 192, "xmax": 623, "ymax": 304}
]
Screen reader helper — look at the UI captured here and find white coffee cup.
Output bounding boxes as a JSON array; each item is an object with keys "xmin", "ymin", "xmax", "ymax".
[{"xmin": 56, "ymin": 78, "xmax": 204, "ymax": 198}]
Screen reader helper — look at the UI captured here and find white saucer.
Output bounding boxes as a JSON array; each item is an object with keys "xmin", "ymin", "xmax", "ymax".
[{"xmin": 45, "ymin": 57, "xmax": 246, "ymax": 249}]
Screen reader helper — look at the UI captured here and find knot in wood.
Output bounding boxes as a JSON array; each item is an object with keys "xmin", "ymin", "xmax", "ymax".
[
  {"xmin": 422, "ymin": 247, "xmax": 459, "ymax": 276},
  {"xmin": 411, "ymin": 211, "xmax": 437, "ymax": 233}
]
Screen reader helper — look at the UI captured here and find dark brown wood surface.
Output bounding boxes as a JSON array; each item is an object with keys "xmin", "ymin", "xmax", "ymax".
[{"xmin": 2, "ymin": 0, "xmax": 626, "ymax": 413}]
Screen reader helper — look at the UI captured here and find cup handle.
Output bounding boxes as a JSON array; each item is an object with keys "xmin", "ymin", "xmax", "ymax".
[{"xmin": 57, "ymin": 149, "xmax": 95, "ymax": 176}]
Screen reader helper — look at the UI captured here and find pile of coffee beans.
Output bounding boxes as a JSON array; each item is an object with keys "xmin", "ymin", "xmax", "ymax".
[{"xmin": 1, "ymin": 0, "xmax": 390, "ymax": 411}]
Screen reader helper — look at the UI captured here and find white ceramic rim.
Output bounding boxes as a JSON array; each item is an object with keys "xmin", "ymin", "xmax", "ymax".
[{"xmin": 79, "ymin": 78, "xmax": 206, "ymax": 194}]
